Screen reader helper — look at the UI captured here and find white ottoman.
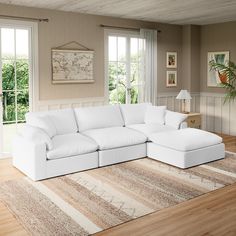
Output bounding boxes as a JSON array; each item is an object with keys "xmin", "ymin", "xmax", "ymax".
[{"xmin": 147, "ymin": 128, "xmax": 225, "ymax": 168}]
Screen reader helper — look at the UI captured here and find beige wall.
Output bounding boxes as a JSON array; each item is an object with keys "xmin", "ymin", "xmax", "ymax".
[
  {"xmin": 1, "ymin": 3, "xmax": 236, "ymax": 102},
  {"xmin": 181, "ymin": 25, "xmax": 200, "ymax": 93},
  {"xmin": 182, "ymin": 25, "xmax": 191, "ymax": 90},
  {"xmin": 190, "ymin": 25, "xmax": 200, "ymax": 93},
  {"xmin": 0, "ymin": 3, "xmax": 183, "ymax": 101},
  {"xmin": 200, "ymin": 21, "xmax": 236, "ymax": 93},
  {"xmin": 156, "ymin": 23, "xmax": 183, "ymax": 93},
  {"xmin": 181, "ymin": 21, "xmax": 236, "ymax": 94}
]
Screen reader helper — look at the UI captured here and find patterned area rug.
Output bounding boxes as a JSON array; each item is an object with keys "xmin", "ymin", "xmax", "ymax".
[{"xmin": 1, "ymin": 153, "xmax": 236, "ymax": 235}]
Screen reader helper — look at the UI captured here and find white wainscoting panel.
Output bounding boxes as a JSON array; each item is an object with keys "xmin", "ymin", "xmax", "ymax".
[
  {"xmin": 157, "ymin": 92, "xmax": 236, "ymax": 135},
  {"xmin": 200, "ymin": 92, "xmax": 236, "ymax": 136},
  {"xmin": 157, "ymin": 92, "xmax": 200, "ymax": 113},
  {"xmin": 230, "ymin": 101, "xmax": 236, "ymax": 135},
  {"xmin": 35, "ymin": 97, "xmax": 107, "ymax": 111}
]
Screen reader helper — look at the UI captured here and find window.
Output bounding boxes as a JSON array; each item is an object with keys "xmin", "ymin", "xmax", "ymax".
[
  {"xmin": 106, "ymin": 31, "xmax": 145, "ymax": 104},
  {"xmin": 0, "ymin": 19, "xmax": 38, "ymax": 157},
  {"xmin": 1, "ymin": 28, "xmax": 30, "ymax": 124}
]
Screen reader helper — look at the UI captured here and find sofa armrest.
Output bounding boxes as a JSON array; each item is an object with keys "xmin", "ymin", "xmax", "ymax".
[
  {"xmin": 12, "ymin": 134, "xmax": 47, "ymax": 181},
  {"xmin": 19, "ymin": 124, "xmax": 53, "ymax": 150},
  {"xmin": 180, "ymin": 121, "xmax": 188, "ymax": 129},
  {"xmin": 165, "ymin": 110, "xmax": 188, "ymax": 129}
]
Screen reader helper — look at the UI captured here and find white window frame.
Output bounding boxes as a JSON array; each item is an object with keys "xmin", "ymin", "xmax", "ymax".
[
  {"xmin": 104, "ymin": 29, "xmax": 142, "ymax": 104},
  {"xmin": 0, "ymin": 19, "xmax": 38, "ymax": 157},
  {"xmin": 0, "ymin": 18, "xmax": 39, "ymax": 112}
]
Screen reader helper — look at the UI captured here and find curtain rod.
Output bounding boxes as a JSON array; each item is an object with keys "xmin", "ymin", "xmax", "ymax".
[
  {"xmin": 0, "ymin": 14, "xmax": 49, "ymax": 22},
  {"xmin": 100, "ymin": 24, "xmax": 161, "ymax": 33}
]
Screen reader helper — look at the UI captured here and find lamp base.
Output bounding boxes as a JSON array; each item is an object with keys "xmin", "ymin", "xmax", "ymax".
[{"xmin": 180, "ymin": 99, "xmax": 190, "ymax": 114}]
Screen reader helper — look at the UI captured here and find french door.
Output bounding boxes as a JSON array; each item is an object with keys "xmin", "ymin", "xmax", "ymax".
[
  {"xmin": 106, "ymin": 31, "xmax": 145, "ymax": 104},
  {"xmin": 0, "ymin": 20, "xmax": 35, "ymax": 158}
]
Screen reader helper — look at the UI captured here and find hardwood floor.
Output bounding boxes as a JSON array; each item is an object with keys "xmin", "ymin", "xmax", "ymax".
[
  {"xmin": 0, "ymin": 159, "xmax": 23, "ymax": 182},
  {"xmin": 220, "ymin": 133, "xmax": 236, "ymax": 153},
  {"xmin": 0, "ymin": 133, "xmax": 235, "ymax": 236},
  {"xmin": 95, "ymin": 183, "xmax": 236, "ymax": 236},
  {"xmin": 0, "ymin": 201, "xmax": 28, "ymax": 236},
  {"xmin": 0, "ymin": 159, "xmax": 27, "ymax": 236}
]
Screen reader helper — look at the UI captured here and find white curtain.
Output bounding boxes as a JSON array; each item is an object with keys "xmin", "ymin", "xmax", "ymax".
[{"xmin": 140, "ymin": 29, "xmax": 157, "ymax": 105}]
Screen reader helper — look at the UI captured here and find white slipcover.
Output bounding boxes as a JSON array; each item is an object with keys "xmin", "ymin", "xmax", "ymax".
[
  {"xmin": 127, "ymin": 123, "xmax": 175, "ymax": 139},
  {"xmin": 26, "ymin": 109, "xmax": 78, "ymax": 136},
  {"xmin": 83, "ymin": 127, "xmax": 147, "ymax": 150},
  {"xmin": 25, "ymin": 115, "xmax": 57, "ymax": 138},
  {"xmin": 14, "ymin": 104, "xmax": 222, "ymax": 181},
  {"xmin": 20, "ymin": 124, "xmax": 53, "ymax": 150},
  {"xmin": 144, "ymin": 106, "xmax": 166, "ymax": 125},
  {"xmin": 120, "ymin": 103, "xmax": 151, "ymax": 125},
  {"xmin": 75, "ymin": 105, "xmax": 124, "ymax": 132},
  {"xmin": 149, "ymin": 128, "xmax": 223, "ymax": 152},
  {"xmin": 47, "ymin": 133, "xmax": 98, "ymax": 160},
  {"xmin": 165, "ymin": 110, "xmax": 188, "ymax": 129}
]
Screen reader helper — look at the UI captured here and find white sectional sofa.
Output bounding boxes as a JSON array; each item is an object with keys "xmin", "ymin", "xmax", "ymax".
[{"xmin": 12, "ymin": 103, "xmax": 224, "ymax": 181}]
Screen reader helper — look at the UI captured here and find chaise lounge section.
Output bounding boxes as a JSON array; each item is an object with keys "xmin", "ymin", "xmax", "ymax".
[{"xmin": 148, "ymin": 128, "xmax": 225, "ymax": 168}]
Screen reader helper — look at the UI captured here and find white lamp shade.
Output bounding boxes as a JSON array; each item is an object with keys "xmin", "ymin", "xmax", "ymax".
[{"xmin": 176, "ymin": 90, "xmax": 192, "ymax": 100}]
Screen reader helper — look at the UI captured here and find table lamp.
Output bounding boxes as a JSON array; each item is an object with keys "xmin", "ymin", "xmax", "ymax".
[{"xmin": 176, "ymin": 90, "xmax": 192, "ymax": 113}]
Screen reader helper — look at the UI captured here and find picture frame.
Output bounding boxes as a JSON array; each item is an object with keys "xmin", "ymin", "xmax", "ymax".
[
  {"xmin": 51, "ymin": 49, "xmax": 95, "ymax": 84},
  {"xmin": 207, "ymin": 51, "xmax": 229, "ymax": 87},
  {"xmin": 166, "ymin": 71, "xmax": 177, "ymax": 87},
  {"xmin": 166, "ymin": 52, "xmax": 177, "ymax": 68}
]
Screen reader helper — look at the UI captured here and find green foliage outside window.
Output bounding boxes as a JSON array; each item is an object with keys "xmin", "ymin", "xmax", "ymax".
[
  {"xmin": 2, "ymin": 60, "xmax": 29, "ymax": 123},
  {"xmin": 109, "ymin": 59, "xmax": 139, "ymax": 104}
]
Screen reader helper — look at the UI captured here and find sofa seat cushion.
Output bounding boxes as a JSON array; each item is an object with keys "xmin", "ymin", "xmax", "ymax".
[
  {"xmin": 149, "ymin": 128, "xmax": 223, "ymax": 152},
  {"xmin": 82, "ymin": 127, "xmax": 147, "ymax": 150},
  {"xmin": 127, "ymin": 124, "xmax": 175, "ymax": 139},
  {"xmin": 47, "ymin": 133, "xmax": 98, "ymax": 160}
]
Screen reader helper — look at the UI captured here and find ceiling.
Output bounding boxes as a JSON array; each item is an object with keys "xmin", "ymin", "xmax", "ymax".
[{"xmin": 2, "ymin": 0, "xmax": 236, "ymax": 25}]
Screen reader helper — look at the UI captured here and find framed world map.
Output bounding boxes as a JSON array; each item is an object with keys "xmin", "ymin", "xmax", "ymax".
[{"xmin": 51, "ymin": 49, "xmax": 94, "ymax": 84}]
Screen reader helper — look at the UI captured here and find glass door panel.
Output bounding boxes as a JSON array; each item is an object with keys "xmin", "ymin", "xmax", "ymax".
[
  {"xmin": 1, "ymin": 28, "xmax": 14, "ymax": 59},
  {"xmin": 0, "ymin": 26, "xmax": 30, "ymax": 157},
  {"xmin": 108, "ymin": 34, "xmax": 144, "ymax": 104}
]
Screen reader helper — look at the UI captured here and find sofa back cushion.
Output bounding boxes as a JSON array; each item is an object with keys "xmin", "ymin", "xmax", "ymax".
[
  {"xmin": 120, "ymin": 103, "xmax": 151, "ymax": 126},
  {"xmin": 20, "ymin": 124, "xmax": 53, "ymax": 150},
  {"xmin": 144, "ymin": 106, "xmax": 166, "ymax": 125},
  {"xmin": 74, "ymin": 105, "xmax": 124, "ymax": 132},
  {"xmin": 25, "ymin": 115, "xmax": 57, "ymax": 138},
  {"xmin": 165, "ymin": 110, "xmax": 188, "ymax": 129},
  {"xmin": 26, "ymin": 109, "xmax": 78, "ymax": 136}
]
